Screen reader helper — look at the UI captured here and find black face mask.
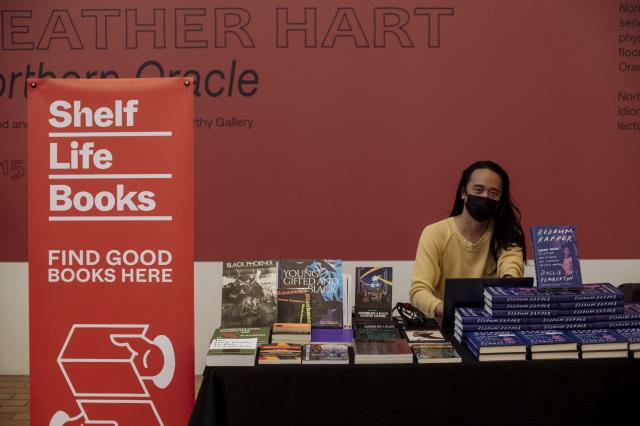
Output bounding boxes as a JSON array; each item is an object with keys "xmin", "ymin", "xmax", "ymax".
[{"xmin": 465, "ymin": 194, "xmax": 499, "ymax": 222}]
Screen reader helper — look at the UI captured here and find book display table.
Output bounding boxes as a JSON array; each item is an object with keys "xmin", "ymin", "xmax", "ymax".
[{"xmin": 189, "ymin": 334, "xmax": 640, "ymax": 426}]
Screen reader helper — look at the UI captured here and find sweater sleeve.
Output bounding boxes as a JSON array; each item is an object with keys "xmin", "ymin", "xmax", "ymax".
[
  {"xmin": 497, "ymin": 245, "xmax": 525, "ymax": 278},
  {"xmin": 409, "ymin": 226, "xmax": 443, "ymax": 318}
]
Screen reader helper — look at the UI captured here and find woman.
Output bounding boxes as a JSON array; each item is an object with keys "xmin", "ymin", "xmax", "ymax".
[{"xmin": 409, "ymin": 161, "xmax": 526, "ymax": 318}]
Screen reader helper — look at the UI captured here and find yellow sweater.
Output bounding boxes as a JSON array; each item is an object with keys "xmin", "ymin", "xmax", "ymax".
[{"xmin": 409, "ymin": 217, "xmax": 524, "ymax": 318}]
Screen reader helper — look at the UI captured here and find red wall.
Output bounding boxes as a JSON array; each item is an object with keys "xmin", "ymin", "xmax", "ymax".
[{"xmin": 1, "ymin": 0, "xmax": 639, "ymax": 260}]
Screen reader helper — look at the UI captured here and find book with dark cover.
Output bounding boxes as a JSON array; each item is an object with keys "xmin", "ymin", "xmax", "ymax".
[
  {"xmin": 212, "ymin": 327, "xmax": 271, "ymax": 345},
  {"xmin": 485, "ymin": 283, "xmax": 623, "ymax": 304},
  {"xmin": 221, "ymin": 260, "xmax": 278, "ymax": 328},
  {"xmin": 488, "ymin": 307, "xmax": 623, "ymax": 318},
  {"xmin": 279, "ymin": 259, "xmax": 343, "ymax": 328},
  {"xmin": 456, "ymin": 324, "xmax": 527, "ymax": 332},
  {"xmin": 534, "ymin": 315, "xmax": 593, "ymax": 324},
  {"xmin": 354, "ymin": 323, "xmax": 401, "ymax": 341},
  {"xmin": 276, "ymin": 288, "xmax": 311, "ymax": 324},
  {"xmin": 593, "ymin": 320, "xmax": 640, "ymax": 329},
  {"xmin": 455, "ymin": 307, "xmax": 527, "ymax": 325},
  {"xmin": 412, "ymin": 342, "xmax": 461, "ymax": 364},
  {"xmin": 527, "ymin": 323, "xmax": 593, "ymax": 331},
  {"xmin": 465, "ymin": 332, "xmax": 528, "ymax": 354},
  {"xmin": 531, "ymin": 225, "xmax": 582, "ymax": 290},
  {"xmin": 567, "ymin": 329, "xmax": 629, "ymax": 351},
  {"xmin": 597, "ymin": 303, "xmax": 640, "ymax": 321},
  {"xmin": 310, "ymin": 328, "xmax": 354, "ymax": 345},
  {"xmin": 517, "ymin": 330, "xmax": 579, "ymax": 352},
  {"xmin": 486, "ymin": 302, "xmax": 556, "ymax": 311},
  {"xmin": 302, "ymin": 344, "xmax": 349, "ymax": 364},
  {"xmin": 354, "ymin": 266, "xmax": 393, "ymax": 322},
  {"xmin": 488, "ymin": 309, "xmax": 556, "ymax": 318},
  {"xmin": 258, "ymin": 343, "xmax": 303, "ymax": 364},
  {"xmin": 615, "ymin": 328, "xmax": 640, "ymax": 350},
  {"xmin": 485, "ymin": 300, "xmax": 624, "ymax": 310}
]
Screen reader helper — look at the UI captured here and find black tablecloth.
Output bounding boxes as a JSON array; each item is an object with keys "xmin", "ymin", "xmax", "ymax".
[{"xmin": 189, "ymin": 338, "xmax": 640, "ymax": 426}]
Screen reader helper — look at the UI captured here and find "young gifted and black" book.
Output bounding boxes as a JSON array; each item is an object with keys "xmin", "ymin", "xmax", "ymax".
[
  {"xmin": 221, "ymin": 260, "xmax": 278, "ymax": 328},
  {"xmin": 278, "ymin": 259, "xmax": 343, "ymax": 328},
  {"xmin": 354, "ymin": 266, "xmax": 393, "ymax": 323},
  {"xmin": 531, "ymin": 225, "xmax": 582, "ymax": 290}
]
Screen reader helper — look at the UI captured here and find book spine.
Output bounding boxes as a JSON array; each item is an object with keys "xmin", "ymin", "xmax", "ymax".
[
  {"xmin": 490, "ymin": 310, "xmax": 557, "ymax": 318},
  {"xmin": 596, "ymin": 313, "xmax": 640, "ymax": 322},
  {"xmin": 527, "ymin": 323, "xmax": 593, "ymax": 330},
  {"xmin": 487, "ymin": 302, "xmax": 557, "ymax": 310},
  {"xmin": 455, "ymin": 317, "xmax": 527, "ymax": 325},
  {"xmin": 558, "ymin": 300, "xmax": 624, "ymax": 309},
  {"xmin": 487, "ymin": 295, "xmax": 555, "ymax": 303},
  {"xmin": 535, "ymin": 316, "xmax": 594, "ymax": 324},
  {"xmin": 593, "ymin": 320, "xmax": 640, "ymax": 328},
  {"xmin": 457, "ymin": 324, "xmax": 527, "ymax": 332},
  {"xmin": 556, "ymin": 307, "xmax": 624, "ymax": 316}
]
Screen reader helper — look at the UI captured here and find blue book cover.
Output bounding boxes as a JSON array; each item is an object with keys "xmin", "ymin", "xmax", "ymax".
[
  {"xmin": 531, "ymin": 225, "xmax": 582, "ymax": 290},
  {"xmin": 518, "ymin": 330, "xmax": 579, "ymax": 346},
  {"xmin": 566, "ymin": 329, "xmax": 628, "ymax": 346},
  {"xmin": 279, "ymin": 259, "xmax": 343, "ymax": 328},
  {"xmin": 466, "ymin": 332, "xmax": 528, "ymax": 351},
  {"xmin": 454, "ymin": 307, "xmax": 527, "ymax": 325},
  {"xmin": 311, "ymin": 328, "xmax": 353, "ymax": 345},
  {"xmin": 554, "ymin": 283, "xmax": 623, "ymax": 302},
  {"xmin": 615, "ymin": 328, "xmax": 640, "ymax": 344},
  {"xmin": 354, "ymin": 266, "xmax": 393, "ymax": 322},
  {"xmin": 597, "ymin": 303, "xmax": 640, "ymax": 321}
]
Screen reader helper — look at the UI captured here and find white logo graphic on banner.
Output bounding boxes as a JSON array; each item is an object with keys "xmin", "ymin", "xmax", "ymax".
[{"xmin": 50, "ymin": 324, "xmax": 175, "ymax": 426}]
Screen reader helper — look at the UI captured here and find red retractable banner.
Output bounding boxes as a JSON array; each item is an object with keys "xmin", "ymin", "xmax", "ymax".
[{"xmin": 27, "ymin": 77, "xmax": 194, "ymax": 426}]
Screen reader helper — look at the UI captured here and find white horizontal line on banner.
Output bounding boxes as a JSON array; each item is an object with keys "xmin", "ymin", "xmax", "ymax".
[
  {"xmin": 48, "ymin": 216, "xmax": 173, "ymax": 221},
  {"xmin": 48, "ymin": 131, "xmax": 173, "ymax": 137},
  {"xmin": 48, "ymin": 174, "xmax": 173, "ymax": 180}
]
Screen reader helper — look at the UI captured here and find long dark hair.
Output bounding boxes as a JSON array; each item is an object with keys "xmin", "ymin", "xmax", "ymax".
[{"xmin": 450, "ymin": 161, "xmax": 526, "ymax": 263}]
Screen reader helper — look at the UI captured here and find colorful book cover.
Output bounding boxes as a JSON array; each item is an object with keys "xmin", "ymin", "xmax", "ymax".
[
  {"xmin": 615, "ymin": 328, "xmax": 640, "ymax": 346},
  {"xmin": 276, "ymin": 288, "xmax": 311, "ymax": 324},
  {"xmin": 272, "ymin": 322, "xmax": 311, "ymax": 335},
  {"xmin": 221, "ymin": 260, "xmax": 278, "ymax": 328},
  {"xmin": 412, "ymin": 342, "xmax": 461, "ymax": 363},
  {"xmin": 465, "ymin": 332, "xmax": 528, "ymax": 351},
  {"xmin": 279, "ymin": 259, "xmax": 343, "ymax": 328},
  {"xmin": 212, "ymin": 327, "xmax": 270, "ymax": 345},
  {"xmin": 517, "ymin": 330, "xmax": 578, "ymax": 347},
  {"xmin": 566, "ymin": 329, "xmax": 628, "ymax": 346},
  {"xmin": 310, "ymin": 328, "xmax": 353, "ymax": 345},
  {"xmin": 258, "ymin": 343, "xmax": 302, "ymax": 364},
  {"xmin": 597, "ymin": 303, "xmax": 640, "ymax": 321},
  {"xmin": 354, "ymin": 266, "xmax": 393, "ymax": 322},
  {"xmin": 531, "ymin": 225, "xmax": 582, "ymax": 290},
  {"xmin": 303, "ymin": 344, "xmax": 349, "ymax": 363}
]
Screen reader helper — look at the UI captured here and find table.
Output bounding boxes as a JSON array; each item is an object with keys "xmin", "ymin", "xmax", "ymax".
[{"xmin": 189, "ymin": 333, "xmax": 640, "ymax": 426}]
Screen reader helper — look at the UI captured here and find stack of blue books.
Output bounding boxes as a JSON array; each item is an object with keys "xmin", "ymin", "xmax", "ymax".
[{"xmin": 462, "ymin": 331, "xmax": 527, "ymax": 362}]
